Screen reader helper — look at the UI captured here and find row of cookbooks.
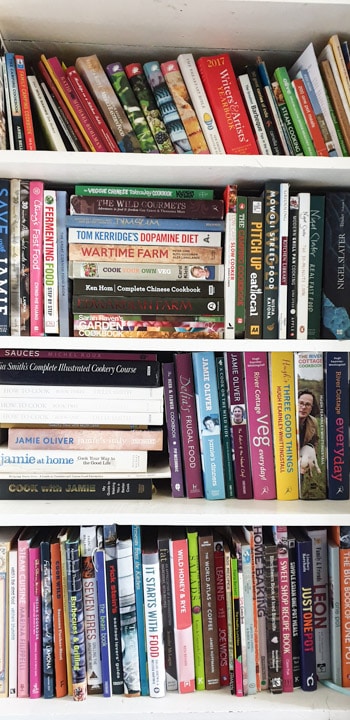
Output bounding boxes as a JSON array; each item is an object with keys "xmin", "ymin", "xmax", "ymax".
[
  {"xmin": 1, "ymin": 175, "xmax": 350, "ymax": 341},
  {"xmin": 0, "ymin": 522, "xmax": 350, "ymax": 700},
  {"xmin": 0, "ymin": 347, "xmax": 349, "ymax": 503},
  {"xmin": 3, "ymin": 32, "xmax": 350, "ymax": 157}
]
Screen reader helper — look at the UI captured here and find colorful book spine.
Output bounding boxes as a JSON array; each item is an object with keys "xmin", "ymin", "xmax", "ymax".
[
  {"xmin": 235, "ymin": 195, "xmax": 247, "ymax": 338},
  {"xmin": 69, "ymin": 194, "xmax": 224, "ymax": 219},
  {"xmin": 306, "ymin": 527, "xmax": 330, "ymax": 680},
  {"xmin": 243, "ymin": 351, "xmax": 276, "ymax": 499},
  {"xmin": 50, "ymin": 534, "xmax": 68, "ymax": 697},
  {"xmin": 162, "ymin": 362, "xmax": 185, "ymax": 498},
  {"xmin": 262, "ymin": 181, "xmax": 280, "ymax": 338},
  {"xmin": 105, "ymin": 61, "xmax": 158, "ymax": 153},
  {"xmin": 224, "ymin": 351, "xmax": 253, "ymax": 499},
  {"xmin": 287, "ymin": 533, "xmax": 300, "ymax": 688},
  {"xmin": 198, "ymin": 529, "xmax": 220, "ymax": 690},
  {"xmin": 263, "ymin": 528, "xmax": 282, "ymax": 694},
  {"xmin": 157, "ymin": 529, "xmax": 177, "ymax": 691},
  {"xmin": 242, "ymin": 526, "xmax": 261, "ymax": 692},
  {"xmin": 19, "ymin": 179, "xmax": 30, "ymax": 336},
  {"xmin": 196, "ymin": 53, "xmax": 259, "ymax": 155},
  {"xmin": 319, "ymin": 59, "xmax": 350, "ymax": 155},
  {"xmin": 0, "ymin": 178, "xmax": 10, "ymax": 336},
  {"xmin": 58, "ymin": 529, "xmax": 73, "ymax": 695},
  {"xmin": 252, "ymin": 526, "xmax": 268, "ymax": 691},
  {"xmin": 95, "ymin": 543, "xmax": 112, "ymax": 697},
  {"xmin": 65, "ymin": 528, "xmax": 87, "ymax": 700},
  {"xmin": 40, "ymin": 536, "xmax": 54, "ymax": 698},
  {"xmin": 213, "ymin": 536, "xmax": 230, "ymax": 686},
  {"xmin": 74, "ymin": 184, "xmax": 214, "ymax": 199},
  {"xmin": 28, "ymin": 541, "xmax": 41, "ymax": 699},
  {"xmin": 0, "ymin": 528, "xmax": 19, "ymax": 698},
  {"xmin": 273, "ymin": 66, "xmax": 317, "ymax": 155},
  {"xmin": 291, "ymin": 76, "xmax": 328, "ymax": 156},
  {"xmin": 124, "ymin": 62, "xmax": 174, "ymax": 153},
  {"xmin": 256, "ymin": 55, "xmax": 292, "ymax": 155},
  {"xmin": 74, "ymin": 315, "xmax": 224, "ymax": 339},
  {"xmin": 223, "ymin": 183, "xmax": 237, "ymax": 339},
  {"xmin": 296, "ymin": 67, "xmax": 337, "ymax": 156},
  {"xmin": 56, "ymin": 189, "xmax": 70, "ymax": 337},
  {"xmin": 277, "ymin": 181, "xmax": 290, "ymax": 339},
  {"xmin": 143, "ymin": 60, "xmax": 192, "ymax": 154},
  {"xmin": 272, "ymin": 526, "xmax": 293, "ymax": 693},
  {"xmin": 324, "ymin": 351, "xmax": 349, "ymax": 500},
  {"xmin": 142, "ymin": 529, "xmax": 166, "ymax": 697},
  {"xmin": 307, "ymin": 194, "xmax": 325, "ymax": 339},
  {"xmin": 174, "ymin": 352, "xmax": 204, "ymax": 499},
  {"xmin": 222, "ymin": 540, "xmax": 234, "ymax": 693},
  {"xmin": 271, "ymin": 79, "xmax": 303, "ymax": 155},
  {"xmin": 295, "ymin": 351, "xmax": 327, "ymax": 500},
  {"xmin": 237, "ymin": 72, "xmax": 273, "ymax": 154},
  {"xmin": 186, "ymin": 527, "xmax": 205, "ymax": 691},
  {"xmin": 8, "ymin": 542, "xmax": 18, "ymax": 698},
  {"xmin": 169, "ymin": 528, "xmax": 195, "ymax": 693},
  {"xmin": 192, "ymin": 351, "xmax": 226, "ymax": 500},
  {"xmin": 296, "ymin": 191, "xmax": 311, "ymax": 340},
  {"xmin": 14, "ymin": 55, "xmax": 36, "ymax": 149},
  {"xmin": 245, "ymin": 194, "xmax": 264, "ymax": 338},
  {"xmin": 68, "ymin": 226, "xmax": 222, "ymax": 247},
  {"xmin": 65, "ymin": 65, "xmax": 119, "ymax": 152},
  {"xmin": 292, "ymin": 527, "xmax": 317, "ymax": 692},
  {"xmin": 5, "ymin": 52, "xmax": 25, "ymax": 149},
  {"xmin": 80, "ymin": 526, "xmax": 103, "ymax": 695},
  {"xmin": 116, "ymin": 529, "xmax": 141, "ymax": 696},
  {"xmin": 17, "ymin": 528, "xmax": 38, "ymax": 697},
  {"xmin": 29, "ymin": 179, "xmax": 44, "ymax": 336},
  {"xmin": 43, "ymin": 189, "xmax": 59, "ymax": 334},
  {"xmin": 215, "ymin": 355, "xmax": 235, "ymax": 498},
  {"xmin": 231, "ymin": 531, "xmax": 248, "ymax": 695},
  {"xmin": 231, "ymin": 552, "xmax": 243, "ymax": 696},
  {"xmin": 268, "ymin": 351, "xmax": 299, "ymax": 500},
  {"xmin": 160, "ymin": 59, "xmax": 209, "ymax": 154},
  {"xmin": 9, "ymin": 178, "xmax": 21, "ymax": 336},
  {"xmin": 286, "ymin": 194, "xmax": 299, "ymax": 339},
  {"xmin": 1, "ymin": 55, "xmax": 14, "ymax": 150},
  {"xmin": 337, "ymin": 528, "xmax": 350, "ymax": 687},
  {"xmin": 104, "ymin": 525, "xmax": 124, "ymax": 695}
]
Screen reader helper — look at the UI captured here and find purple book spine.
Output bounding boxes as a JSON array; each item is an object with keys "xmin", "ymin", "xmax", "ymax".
[
  {"xmin": 162, "ymin": 362, "xmax": 185, "ymax": 497},
  {"xmin": 174, "ymin": 353, "xmax": 204, "ymax": 499},
  {"xmin": 224, "ymin": 351, "xmax": 253, "ymax": 499},
  {"xmin": 244, "ymin": 352, "xmax": 276, "ymax": 499}
]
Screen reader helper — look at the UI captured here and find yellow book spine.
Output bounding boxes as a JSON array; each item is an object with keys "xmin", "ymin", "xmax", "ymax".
[{"xmin": 269, "ymin": 352, "xmax": 299, "ymax": 499}]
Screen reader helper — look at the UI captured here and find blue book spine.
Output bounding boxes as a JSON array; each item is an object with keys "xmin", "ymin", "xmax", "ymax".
[
  {"xmin": 143, "ymin": 60, "xmax": 192, "ymax": 154},
  {"xmin": 192, "ymin": 351, "xmax": 226, "ymax": 499},
  {"xmin": 5, "ymin": 53, "xmax": 25, "ymax": 150},
  {"xmin": 40, "ymin": 538, "xmax": 55, "ymax": 699},
  {"xmin": 95, "ymin": 547, "xmax": 112, "ymax": 697},
  {"xmin": 162, "ymin": 362, "xmax": 185, "ymax": 498},
  {"xmin": 298, "ymin": 68, "xmax": 338, "ymax": 158},
  {"xmin": 131, "ymin": 524, "xmax": 149, "ymax": 696},
  {"xmin": 0, "ymin": 179, "xmax": 10, "ymax": 334},
  {"xmin": 56, "ymin": 189, "xmax": 70, "ymax": 337},
  {"xmin": 293, "ymin": 528, "xmax": 317, "ymax": 692},
  {"xmin": 66, "ymin": 213, "xmax": 224, "ymax": 231},
  {"xmin": 325, "ymin": 352, "xmax": 349, "ymax": 499}
]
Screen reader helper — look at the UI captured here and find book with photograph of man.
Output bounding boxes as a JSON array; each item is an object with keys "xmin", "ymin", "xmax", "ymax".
[{"xmin": 294, "ymin": 351, "xmax": 327, "ymax": 499}]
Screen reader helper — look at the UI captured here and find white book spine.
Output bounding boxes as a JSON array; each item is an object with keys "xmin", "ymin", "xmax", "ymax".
[
  {"xmin": 296, "ymin": 192, "xmax": 310, "ymax": 339},
  {"xmin": 0, "ymin": 409, "xmax": 163, "ymax": 425},
  {"xmin": 8, "ymin": 548, "xmax": 17, "ymax": 698},
  {"xmin": 242, "ymin": 543, "xmax": 257, "ymax": 695},
  {"xmin": 0, "ymin": 448, "xmax": 148, "ymax": 473},
  {"xmin": 68, "ymin": 227, "xmax": 222, "ymax": 246},
  {"xmin": 177, "ymin": 53, "xmax": 225, "ymax": 154},
  {"xmin": 238, "ymin": 74, "xmax": 273, "ymax": 155},
  {"xmin": 43, "ymin": 190, "xmax": 59, "ymax": 334},
  {"xmin": 0, "ymin": 383, "xmax": 163, "ymax": 401},
  {"xmin": 69, "ymin": 260, "xmax": 225, "ymax": 281},
  {"xmin": 142, "ymin": 549, "xmax": 166, "ymax": 697},
  {"xmin": 278, "ymin": 182, "xmax": 290, "ymax": 339},
  {"xmin": 0, "ymin": 396, "xmax": 163, "ymax": 414},
  {"xmin": 27, "ymin": 75, "xmax": 67, "ymax": 151},
  {"xmin": 327, "ymin": 539, "xmax": 342, "ymax": 686},
  {"xmin": 80, "ymin": 526, "xmax": 103, "ymax": 694}
]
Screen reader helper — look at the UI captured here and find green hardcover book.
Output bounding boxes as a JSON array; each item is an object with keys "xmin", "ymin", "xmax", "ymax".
[
  {"xmin": 235, "ymin": 195, "xmax": 247, "ymax": 338},
  {"xmin": 186, "ymin": 528, "xmax": 205, "ymax": 691},
  {"xmin": 74, "ymin": 184, "xmax": 214, "ymax": 199},
  {"xmin": 271, "ymin": 79, "xmax": 303, "ymax": 156},
  {"xmin": 124, "ymin": 62, "xmax": 174, "ymax": 154},
  {"xmin": 215, "ymin": 355, "xmax": 235, "ymax": 498},
  {"xmin": 273, "ymin": 67, "xmax": 317, "ymax": 156},
  {"xmin": 105, "ymin": 61, "xmax": 158, "ymax": 153},
  {"xmin": 307, "ymin": 194, "xmax": 325, "ymax": 339},
  {"xmin": 263, "ymin": 181, "xmax": 280, "ymax": 339}
]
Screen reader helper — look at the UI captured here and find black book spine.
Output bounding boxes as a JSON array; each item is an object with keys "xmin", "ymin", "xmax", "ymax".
[
  {"xmin": 0, "ymin": 477, "xmax": 153, "ymax": 499},
  {"xmin": 103, "ymin": 525, "xmax": 124, "ymax": 694},
  {"xmin": 0, "ymin": 357, "xmax": 160, "ymax": 386}
]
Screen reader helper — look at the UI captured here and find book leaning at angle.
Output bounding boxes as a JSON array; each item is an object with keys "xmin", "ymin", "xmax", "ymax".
[{"xmin": 160, "ymin": 59, "xmax": 209, "ymax": 154}]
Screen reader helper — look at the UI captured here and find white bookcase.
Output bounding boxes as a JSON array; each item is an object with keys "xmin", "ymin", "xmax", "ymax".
[{"xmin": 0, "ymin": 0, "xmax": 350, "ymax": 717}]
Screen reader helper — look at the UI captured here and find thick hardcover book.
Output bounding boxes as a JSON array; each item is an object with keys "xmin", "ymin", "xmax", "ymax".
[
  {"xmin": 272, "ymin": 526, "xmax": 293, "ymax": 693},
  {"xmin": 290, "ymin": 527, "xmax": 317, "ymax": 692},
  {"xmin": 19, "ymin": 179, "xmax": 30, "ymax": 336},
  {"xmin": 224, "ymin": 351, "xmax": 253, "ymax": 499},
  {"xmin": 176, "ymin": 352, "xmax": 217, "ymax": 473},
  {"xmin": 273, "ymin": 66, "xmax": 317, "ymax": 155},
  {"xmin": 238, "ymin": 72, "xmax": 273, "ymax": 155},
  {"xmin": 15, "ymin": 55, "xmax": 36, "ymax": 150},
  {"xmin": 69, "ymin": 194, "xmax": 224, "ymax": 220},
  {"xmin": 142, "ymin": 528, "xmax": 166, "ymax": 697},
  {"xmin": 40, "ymin": 534, "xmax": 54, "ymax": 698},
  {"xmin": 0, "ymin": 178, "xmax": 10, "ymax": 335},
  {"xmin": 245, "ymin": 64, "xmax": 284, "ymax": 154},
  {"xmin": 0, "ymin": 355, "xmax": 160, "ymax": 386},
  {"xmin": 160, "ymin": 59, "xmax": 209, "ymax": 154},
  {"xmin": 73, "ymin": 278, "xmax": 223, "ymax": 299},
  {"xmin": 223, "ymin": 184, "xmax": 237, "ymax": 339},
  {"xmin": 245, "ymin": 194, "xmax": 264, "ymax": 338},
  {"xmin": 162, "ymin": 362, "xmax": 185, "ymax": 498},
  {"xmin": 192, "ymin": 351, "xmax": 226, "ymax": 500},
  {"xmin": 74, "ymin": 183, "xmax": 213, "ymax": 199},
  {"xmin": 177, "ymin": 53, "xmax": 225, "ymax": 154},
  {"xmin": 291, "ymin": 76, "xmax": 329, "ymax": 156},
  {"xmin": 252, "ymin": 526, "xmax": 268, "ymax": 691},
  {"xmin": 215, "ymin": 355, "xmax": 235, "ymax": 498},
  {"xmin": 50, "ymin": 533, "xmax": 68, "ymax": 697},
  {"xmin": 116, "ymin": 528, "xmax": 141, "ymax": 696},
  {"xmin": 157, "ymin": 528, "xmax": 178, "ymax": 691},
  {"xmin": 80, "ymin": 526, "xmax": 103, "ymax": 695},
  {"xmin": 169, "ymin": 527, "xmax": 195, "ymax": 693},
  {"xmin": 124, "ymin": 62, "xmax": 174, "ymax": 154},
  {"xmin": 196, "ymin": 53, "xmax": 259, "ymax": 155},
  {"xmin": 95, "ymin": 542, "xmax": 112, "ymax": 696},
  {"xmin": 65, "ymin": 65, "xmax": 119, "ymax": 152},
  {"xmin": 28, "ymin": 535, "xmax": 42, "ymax": 698},
  {"xmin": 286, "ymin": 194, "xmax": 299, "ymax": 339},
  {"xmin": 75, "ymin": 54, "xmax": 141, "ymax": 153},
  {"xmin": 307, "ymin": 194, "xmax": 325, "ymax": 339},
  {"xmin": 327, "ymin": 535, "xmax": 341, "ymax": 685},
  {"xmin": 262, "ymin": 181, "xmax": 280, "ymax": 338},
  {"xmin": 5, "ymin": 52, "xmax": 25, "ymax": 149},
  {"xmin": 296, "ymin": 192, "xmax": 311, "ymax": 340},
  {"xmin": 69, "ymin": 227, "xmax": 222, "ymax": 247},
  {"xmin": 70, "ymin": 260, "xmax": 225, "ymax": 281},
  {"xmin": 0, "ymin": 477, "xmax": 153, "ymax": 499},
  {"xmin": 277, "ymin": 181, "xmax": 290, "ymax": 339},
  {"xmin": 243, "ymin": 352, "xmax": 276, "ymax": 499},
  {"xmin": 295, "ymin": 351, "xmax": 327, "ymax": 500},
  {"xmin": 105, "ymin": 62, "xmax": 158, "ymax": 153},
  {"xmin": 324, "ymin": 351, "xmax": 349, "ymax": 499},
  {"xmin": 143, "ymin": 60, "xmax": 192, "ymax": 154},
  {"xmin": 29, "ymin": 179, "xmax": 44, "ymax": 337},
  {"xmin": 43, "ymin": 189, "xmax": 59, "ymax": 334},
  {"xmin": 104, "ymin": 525, "xmax": 124, "ymax": 695},
  {"xmin": 268, "ymin": 352, "xmax": 299, "ymax": 500},
  {"xmin": 213, "ymin": 536, "xmax": 230, "ymax": 687},
  {"xmin": 186, "ymin": 527, "xmax": 205, "ymax": 691},
  {"xmin": 65, "ymin": 527, "xmax": 87, "ymax": 700},
  {"xmin": 263, "ymin": 527, "xmax": 282, "ymax": 694},
  {"xmin": 322, "ymin": 191, "xmax": 350, "ymax": 339},
  {"xmin": 17, "ymin": 527, "xmax": 39, "ymax": 698},
  {"xmin": 72, "ymin": 294, "xmax": 223, "ymax": 315},
  {"xmin": 305, "ymin": 527, "xmax": 330, "ymax": 680},
  {"xmin": 73, "ymin": 314, "xmax": 224, "ymax": 339},
  {"xmin": 198, "ymin": 528, "xmax": 220, "ymax": 690},
  {"xmin": 0, "ymin": 527, "xmax": 20, "ymax": 698}
]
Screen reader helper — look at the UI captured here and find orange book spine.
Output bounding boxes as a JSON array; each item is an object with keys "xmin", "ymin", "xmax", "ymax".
[
  {"xmin": 50, "ymin": 538, "xmax": 68, "ymax": 697},
  {"xmin": 15, "ymin": 55, "xmax": 36, "ymax": 150},
  {"xmin": 292, "ymin": 78, "xmax": 328, "ymax": 156}
]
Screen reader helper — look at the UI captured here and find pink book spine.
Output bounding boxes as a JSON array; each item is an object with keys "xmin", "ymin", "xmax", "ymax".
[
  {"xmin": 244, "ymin": 352, "xmax": 276, "ymax": 499},
  {"xmin": 273, "ymin": 525, "xmax": 293, "ymax": 692},
  {"xmin": 29, "ymin": 180, "xmax": 44, "ymax": 336},
  {"xmin": 17, "ymin": 540, "xmax": 30, "ymax": 697},
  {"xmin": 29, "ymin": 546, "xmax": 42, "ymax": 698},
  {"xmin": 170, "ymin": 536, "xmax": 195, "ymax": 693}
]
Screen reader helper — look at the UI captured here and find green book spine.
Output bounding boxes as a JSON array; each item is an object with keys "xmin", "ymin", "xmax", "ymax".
[
  {"xmin": 186, "ymin": 528, "xmax": 206, "ymax": 691},
  {"xmin": 124, "ymin": 62, "xmax": 174, "ymax": 154},
  {"xmin": 215, "ymin": 355, "xmax": 235, "ymax": 498},
  {"xmin": 235, "ymin": 196, "xmax": 247, "ymax": 338},
  {"xmin": 307, "ymin": 194, "xmax": 325, "ymax": 339},
  {"xmin": 231, "ymin": 555, "xmax": 243, "ymax": 697},
  {"xmin": 273, "ymin": 67, "xmax": 317, "ymax": 156},
  {"xmin": 74, "ymin": 184, "xmax": 213, "ymax": 199},
  {"xmin": 263, "ymin": 181, "xmax": 280, "ymax": 339},
  {"xmin": 105, "ymin": 62, "xmax": 158, "ymax": 153}
]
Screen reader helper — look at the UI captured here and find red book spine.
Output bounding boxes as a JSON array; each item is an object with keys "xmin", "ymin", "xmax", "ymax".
[
  {"xmin": 15, "ymin": 55, "xmax": 36, "ymax": 150},
  {"xmin": 292, "ymin": 78, "xmax": 329, "ymax": 157},
  {"xmin": 196, "ymin": 53, "xmax": 259, "ymax": 155}
]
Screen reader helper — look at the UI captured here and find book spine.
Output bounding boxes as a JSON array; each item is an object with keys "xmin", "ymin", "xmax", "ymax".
[
  {"xmin": 69, "ymin": 244, "xmax": 223, "ymax": 265},
  {"xmin": 213, "ymin": 538, "xmax": 230, "ymax": 686},
  {"xmin": 329, "ymin": 33, "xmax": 350, "ymax": 109},
  {"xmin": 1, "ymin": 382, "xmax": 163, "ymax": 400},
  {"xmin": 286, "ymin": 195, "xmax": 299, "ymax": 339},
  {"xmin": 73, "ymin": 277, "xmax": 223, "ymax": 298},
  {"xmin": 252, "ymin": 526, "xmax": 268, "ymax": 691},
  {"xmin": 8, "ymin": 427, "xmax": 163, "ymax": 451},
  {"xmin": 196, "ymin": 53, "xmax": 259, "ymax": 155},
  {"xmin": 72, "ymin": 314, "xmax": 224, "ymax": 339},
  {"xmin": 29, "ymin": 180, "xmax": 44, "ymax": 336},
  {"xmin": 246, "ymin": 64, "xmax": 284, "ymax": 154},
  {"xmin": 222, "ymin": 542, "xmax": 235, "ymax": 693},
  {"xmin": 56, "ymin": 189, "xmax": 70, "ymax": 337},
  {"xmin": 17, "ymin": 537, "xmax": 30, "ymax": 697},
  {"xmin": 80, "ymin": 526, "xmax": 103, "ymax": 695},
  {"xmin": 160, "ymin": 59, "xmax": 209, "ymax": 154},
  {"xmin": 278, "ymin": 182, "xmax": 290, "ymax": 339},
  {"xmin": 192, "ymin": 351, "xmax": 226, "ymax": 500},
  {"xmin": 95, "ymin": 547, "xmax": 112, "ymax": 696},
  {"xmin": 268, "ymin": 352, "xmax": 299, "ymax": 500},
  {"xmin": 58, "ymin": 531, "xmax": 73, "ymax": 695},
  {"xmin": 162, "ymin": 362, "xmax": 185, "ymax": 498},
  {"xmin": 1, "ymin": 55, "xmax": 14, "ymax": 150},
  {"xmin": 169, "ymin": 532, "xmax": 195, "ymax": 693},
  {"xmin": 19, "ymin": 179, "xmax": 30, "ymax": 336},
  {"xmin": 224, "ymin": 351, "xmax": 253, "ymax": 499},
  {"xmin": 292, "ymin": 77, "xmax": 328, "ymax": 156},
  {"xmin": 325, "ymin": 352, "xmax": 349, "ymax": 500},
  {"xmin": 235, "ymin": 195, "xmax": 247, "ymax": 338},
  {"xmin": 245, "ymin": 195, "xmax": 264, "ymax": 338},
  {"xmin": 322, "ymin": 191, "xmax": 350, "ymax": 339},
  {"xmin": 319, "ymin": 59, "xmax": 350, "ymax": 155},
  {"xmin": 294, "ymin": 531, "xmax": 317, "ymax": 691},
  {"xmin": 157, "ymin": 532, "xmax": 178, "ymax": 691},
  {"xmin": 297, "ymin": 67, "xmax": 337, "ymax": 156},
  {"xmin": 8, "ymin": 546, "xmax": 17, "ymax": 698},
  {"xmin": 234, "ymin": 541, "xmax": 248, "ymax": 695},
  {"xmin": 243, "ymin": 352, "xmax": 276, "ymax": 499},
  {"xmin": 262, "ymin": 181, "xmax": 280, "ymax": 338},
  {"xmin": 104, "ymin": 525, "xmax": 124, "ymax": 695},
  {"xmin": 271, "ymin": 79, "xmax": 303, "ymax": 155},
  {"xmin": 14, "ymin": 55, "xmax": 36, "ymax": 149},
  {"xmin": 124, "ymin": 62, "xmax": 174, "ymax": 154},
  {"xmin": 174, "ymin": 352, "xmax": 203, "ymax": 498},
  {"xmin": 105, "ymin": 61, "xmax": 158, "ymax": 153},
  {"xmin": 198, "ymin": 530, "xmax": 220, "ymax": 689},
  {"xmin": 74, "ymin": 184, "xmax": 214, "ymax": 200},
  {"xmin": 5, "ymin": 53, "xmax": 25, "ymax": 149},
  {"xmin": 28, "ymin": 545, "xmax": 42, "ymax": 698},
  {"xmin": 66, "ymin": 213, "xmax": 225, "ymax": 231},
  {"xmin": 9, "ymin": 178, "xmax": 21, "ymax": 336},
  {"xmin": 50, "ymin": 539, "xmax": 68, "ymax": 697},
  {"xmin": 143, "ymin": 60, "xmax": 192, "ymax": 154},
  {"xmin": 65, "ymin": 65, "xmax": 119, "ymax": 152},
  {"xmin": 241, "ymin": 539, "xmax": 257, "ymax": 694},
  {"xmin": 66, "ymin": 534, "xmax": 87, "ymax": 700},
  {"xmin": 69, "ymin": 226, "xmax": 222, "ymax": 247},
  {"xmin": 186, "ymin": 529, "xmax": 205, "ymax": 691},
  {"xmin": 231, "ymin": 555, "xmax": 243, "ymax": 696},
  {"xmin": 223, "ymin": 184, "xmax": 237, "ymax": 339},
  {"xmin": 306, "ymin": 527, "xmax": 330, "ymax": 680},
  {"xmin": 274, "ymin": 66, "xmax": 317, "ymax": 155},
  {"xmin": 287, "ymin": 535, "xmax": 300, "ymax": 687},
  {"xmin": 0, "ymin": 179, "xmax": 10, "ymax": 335},
  {"xmin": 238, "ymin": 72, "xmax": 273, "ymax": 155},
  {"xmin": 0, "ymin": 448, "xmax": 149, "ymax": 473},
  {"xmin": 272, "ymin": 526, "xmax": 293, "ymax": 692},
  {"xmin": 256, "ymin": 56, "xmax": 292, "ymax": 155},
  {"xmin": 263, "ymin": 539, "xmax": 282, "ymax": 693},
  {"xmin": 177, "ymin": 53, "xmax": 225, "ymax": 154},
  {"xmin": 43, "ymin": 189, "xmax": 59, "ymax": 334},
  {"xmin": 296, "ymin": 192, "xmax": 311, "ymax": 340},
  {"xmin": 116, "ymin": 533, "xmax": 141, "ymax": 696},
  {"xmin": 215, "ymin": 355, "xmax": 235, "ymax": 498},
  {"xmin": 339, "ymin": 544, "xmax": 350, "ymax": 687},
  {"xmin": 0, "ymin": 539, "xmax": 9, "ymax": 697},
  {"xmin": 130, "ymin": 525, "xmax": 148, "ymax": 696},
  {"xmin": 40, "ymin": 539, "xmax": 54, "ymax": 698},
  {"xmin": 307, "ymin": 194, "xmax": 325, "ymax": 339},
  {"xmin": 70, "ymin": 194, "xmax": 224, "ymax": 220},
  {"xmin": 142, "ymin": 541, "xmax": 166, "ymax": 697},
  {"xmin": 327, "ymin": 537, "xmax": 342, "ymax": 685},
  {"xmin": 27, "ymin": 74, "xmax": 67, "ymax": 151}
]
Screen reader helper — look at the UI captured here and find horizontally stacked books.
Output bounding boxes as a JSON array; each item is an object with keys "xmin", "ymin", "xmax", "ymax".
[
  {"xmin": 0, "ymin": 349, "xmax": 168, "ymax": 499},
  {"xmin": 2, "ymin": 32, "xmax": 350, "ymax": 157}
]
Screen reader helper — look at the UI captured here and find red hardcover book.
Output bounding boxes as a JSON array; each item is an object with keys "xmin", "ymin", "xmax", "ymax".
[
  {"xmin": 292, "ymin": 77, "xmax": 329, "ymax": 157},
  {"xmin": 15, "ymin": 55, "xmax": 36, "ymax": 150},
  {"xmin": 196, "ymin": 53, "xmax": 259, "ymax": 155}
]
